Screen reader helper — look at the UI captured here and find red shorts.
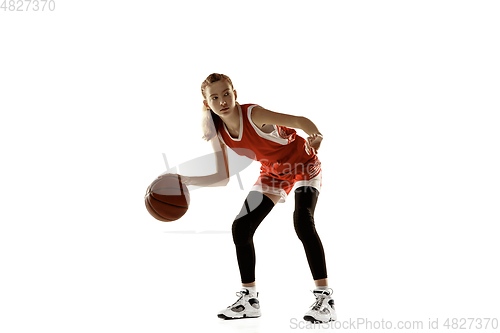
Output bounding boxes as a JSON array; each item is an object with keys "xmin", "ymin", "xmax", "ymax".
[{"xmin": 250, "ymin": 157, "xmax": 322, "ymax": 203}]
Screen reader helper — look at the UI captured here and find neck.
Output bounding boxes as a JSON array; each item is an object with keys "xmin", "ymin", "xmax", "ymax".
[{"xmin": 221, "ymin": 103, "xmax": 240, "ymax": 133}]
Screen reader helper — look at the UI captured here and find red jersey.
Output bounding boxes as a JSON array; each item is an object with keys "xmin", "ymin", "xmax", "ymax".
[{"xmin": 217, "ymin": 103, "xmax": 321, "ymax": 178}]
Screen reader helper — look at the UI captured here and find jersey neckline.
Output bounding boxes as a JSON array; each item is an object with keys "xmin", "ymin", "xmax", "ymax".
[{"xmin": 223, "ymin": 103, "xmax": 243, "ymax": 141}]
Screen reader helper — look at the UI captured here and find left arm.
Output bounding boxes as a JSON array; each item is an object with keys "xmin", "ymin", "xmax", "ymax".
[{"xmin": 252, "ymin": 106, "xmax": 323, "ymax": 154}]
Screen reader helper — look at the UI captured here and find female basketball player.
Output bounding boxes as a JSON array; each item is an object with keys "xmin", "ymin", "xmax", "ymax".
[{"xmin": 159, "ymin": 73, "xmax": 336, "ymax": 323}]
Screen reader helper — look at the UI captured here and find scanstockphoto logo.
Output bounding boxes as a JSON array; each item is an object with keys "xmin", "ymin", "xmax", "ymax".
[
  {"xmin": 160, "ymin": 147, "xmax": 319, "ymax": 194},
  {"xmin": 290, "ymin": 317, "xmax": 425, "ymax": 330},
  {"xmin": 289, "ymin": 317, "xmax": 499, "ymax": 330}
]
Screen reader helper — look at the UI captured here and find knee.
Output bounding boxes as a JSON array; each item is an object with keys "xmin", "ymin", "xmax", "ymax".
[
  {"xmin": 232, "ymin": 218, "xmax": 251, "ymax": 246},
  {"xmin": 293, "ymin": 207, "xmax": 316, "ymax": 240},
  {"xmin": 231, "ymin": 191, "xmax": 274, "ymax": 247}
]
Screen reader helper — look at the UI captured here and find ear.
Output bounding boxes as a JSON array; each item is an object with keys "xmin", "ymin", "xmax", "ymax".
[{"xmin": 233, "ymin": 90, "xmax": 237, "ymax": 100}]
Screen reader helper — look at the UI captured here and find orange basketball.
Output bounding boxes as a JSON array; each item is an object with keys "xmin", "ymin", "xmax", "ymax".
[{"xmin": 145, "ymin": 174, "xmax": 190, "ymax": 222}]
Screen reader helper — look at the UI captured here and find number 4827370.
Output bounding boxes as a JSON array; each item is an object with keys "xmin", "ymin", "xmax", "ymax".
[{"xmin": 1, "ymin": 0, "xmax": 56, "ymax": 11}]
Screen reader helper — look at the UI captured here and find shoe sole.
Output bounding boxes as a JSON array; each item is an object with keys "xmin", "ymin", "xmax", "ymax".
[
  {"xmin": 218, "ymin": 313, "xmax": 260, "ymax": 320},
  {"xmin": 303, "ymin": 315, "xmax": 335, "ymax": 324}
]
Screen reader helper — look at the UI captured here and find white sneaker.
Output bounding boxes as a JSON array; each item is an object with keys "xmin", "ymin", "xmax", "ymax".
[
  {"xmin": 303, "ymin": 288, "xmax": 337, "ymax": 323},
  {"xmin": 217, "ymin": 289, "xmax": 261, "ymax": 319}
]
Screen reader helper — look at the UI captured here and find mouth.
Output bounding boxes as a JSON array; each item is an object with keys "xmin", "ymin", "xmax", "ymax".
[{"xmin": 221, "ymin": 107, "xmax": 229, "ymax": 112}]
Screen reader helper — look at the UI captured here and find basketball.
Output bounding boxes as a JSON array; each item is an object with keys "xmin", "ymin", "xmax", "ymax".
[{"xmin": 145, "ymin": 174, "xmax": 190, "ymax": 222}]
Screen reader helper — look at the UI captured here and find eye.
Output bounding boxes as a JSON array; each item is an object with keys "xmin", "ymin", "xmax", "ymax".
[
  {"xmin": 224, "ymin": 92, "xmax": 229, "ymax": 96},
  {"xmin": 212, "ymin": 96, "xmax": 218, "ymax": 100}
]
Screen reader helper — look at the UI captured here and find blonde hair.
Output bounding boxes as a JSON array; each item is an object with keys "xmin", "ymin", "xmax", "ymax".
[{"xmin": 200, "ymin": 73, "xmax": 234, "ymax": 141}]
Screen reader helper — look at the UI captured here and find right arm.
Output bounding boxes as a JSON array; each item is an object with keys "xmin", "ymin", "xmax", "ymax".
[{"xmin": 161, "ymin": 136, "xmax": 230, "ymax": 187}]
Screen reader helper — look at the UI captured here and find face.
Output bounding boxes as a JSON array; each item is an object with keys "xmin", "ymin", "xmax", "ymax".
[{"xmin": 204, "ymin": 80, "xmax": 238, "ymax": 117}]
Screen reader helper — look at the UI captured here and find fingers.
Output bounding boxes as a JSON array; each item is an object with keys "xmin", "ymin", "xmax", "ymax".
[
  {"xmin": 305, "ymin": 134, "xmax": 322, "ymax": 155},
  {"xmin": 305, "ymin": 140, "xmax": 317, "ymax": 156}
]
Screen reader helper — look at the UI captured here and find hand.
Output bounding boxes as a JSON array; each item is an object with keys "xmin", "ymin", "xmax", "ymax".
[
  {"xmin": 157, "ymin": 172, "xmax": 191, "ymax": 185},
  {"xmin": 305, "ymin": 134, "xmax": 323, "ymax": 155}
]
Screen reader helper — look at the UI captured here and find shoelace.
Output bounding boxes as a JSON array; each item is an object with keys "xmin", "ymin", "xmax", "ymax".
[
  {"xmin": 228, "ymin": 290, "xmax": 249, "ymax": 308},
  {"xmin": 309, "ymin": 288, "xmax": 334, "ymax": 311}
]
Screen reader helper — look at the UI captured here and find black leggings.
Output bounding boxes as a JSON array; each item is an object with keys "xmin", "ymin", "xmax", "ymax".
[{"xmin": 231, "ymin": 186, "xmax": 327, "ymax": 283}]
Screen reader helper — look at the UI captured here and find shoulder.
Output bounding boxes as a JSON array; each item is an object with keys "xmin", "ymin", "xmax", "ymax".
[
  {"xmin": 250, "ymin": 105, "xmax": 302, "ymax": 129},
  {"xmin": 248, "ymin": 104, "xmax": 266, "ymax": 128},
  {"xmin": 239, "ymin": 103, "xmax": 259, "ymax": 111},
  {"xmin": 238, "ymin": 103, "xmax": 265, "ymax": 127}
]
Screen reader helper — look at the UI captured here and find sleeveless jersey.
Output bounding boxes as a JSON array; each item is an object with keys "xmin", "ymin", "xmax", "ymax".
[{"xmin": 217, "ymin": 103, "xmax": 320, "ymax": 177}]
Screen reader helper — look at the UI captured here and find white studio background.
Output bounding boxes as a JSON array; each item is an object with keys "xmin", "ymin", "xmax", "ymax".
[{"xmin": 1, "ymin": 1, "xmax": 499, "ymax": 332}]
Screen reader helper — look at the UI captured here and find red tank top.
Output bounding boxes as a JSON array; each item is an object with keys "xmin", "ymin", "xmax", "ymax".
[{"xmin": 217, "ymin": 103, "xmax": 319, "ymax": 175}]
